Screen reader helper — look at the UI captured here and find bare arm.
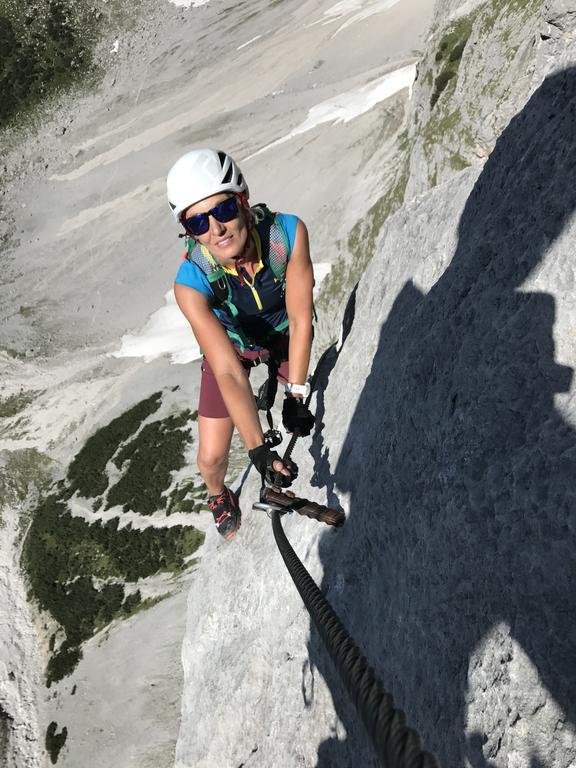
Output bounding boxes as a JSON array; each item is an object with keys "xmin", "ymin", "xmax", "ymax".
[
  {"xmin": 174, "ymin": 283, "xmax": 265, "ymax": 450},
  {"xmin": 285, "ymin": 219, "xmax": 314, "ymax": 387}
]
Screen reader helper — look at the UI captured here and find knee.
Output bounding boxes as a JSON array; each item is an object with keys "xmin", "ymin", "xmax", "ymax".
[{"xmin": 197, "ymin": 449, "xmax": 228, "ymax": 475}]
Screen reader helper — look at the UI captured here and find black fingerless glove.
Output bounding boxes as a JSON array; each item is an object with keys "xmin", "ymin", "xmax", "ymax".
[
  {"xmin": 248, "ymin": 444, "xmax": 298, "ymax": 487},
  {"xmin": 282, "ymin": 395, "xmax": 315, "ymax": 436}
]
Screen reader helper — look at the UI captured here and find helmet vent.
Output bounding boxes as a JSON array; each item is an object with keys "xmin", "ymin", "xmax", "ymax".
[
  {"xmin": 222, "ymin": 163, "xmax": 233, "ymax": 184},
  {"xmin": 217, "ymin": 151, "xmax": 227, "ymax": 167},
  {"xmin": 237, "ymin": 173, "xmax": 244, "ymax": 186}
]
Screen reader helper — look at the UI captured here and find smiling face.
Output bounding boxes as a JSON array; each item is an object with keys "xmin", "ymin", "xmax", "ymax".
[{"xmin": 183, "ymin": 193, "xmax": 253, "ymax": 267}]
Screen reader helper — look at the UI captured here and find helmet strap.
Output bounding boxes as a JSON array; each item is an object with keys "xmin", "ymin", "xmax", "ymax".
[{"xmin": 237, "ymin": 192, "xmax": 252, "ymax": 229}]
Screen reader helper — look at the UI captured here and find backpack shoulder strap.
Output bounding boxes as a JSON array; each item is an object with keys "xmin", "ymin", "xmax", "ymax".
[
  {"xmin": 251, "ymin": 205, "xmax": 290, "ymax": 283},
  {"xmin": 186, "ymin": 238, "xmax": 231, "ymax": 309},
  {"xmin": 186, "ymin": 238, "xmax": 254, "ymax": 348}
]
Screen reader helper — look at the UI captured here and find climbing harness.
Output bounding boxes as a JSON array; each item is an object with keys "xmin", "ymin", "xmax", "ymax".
[{"xmin": 254, "ymin": 347, "xmax": 285, "ymax": 449}]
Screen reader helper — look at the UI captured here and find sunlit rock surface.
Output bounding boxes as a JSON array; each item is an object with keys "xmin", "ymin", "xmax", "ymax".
[
  {"xmin": 3, "ymin": 0, "xmax": 576, "ymax": 766},
  {"xmin": 176, "ymin": 8, "xmax": 576, "ymax": 768}
]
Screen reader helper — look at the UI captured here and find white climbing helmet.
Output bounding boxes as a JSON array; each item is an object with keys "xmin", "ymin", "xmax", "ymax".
[{"xmin": 166, "ymin": 148, "xmax": 249, "ymax": 221}]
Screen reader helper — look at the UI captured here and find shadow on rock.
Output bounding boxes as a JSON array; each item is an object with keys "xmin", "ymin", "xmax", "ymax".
[
  {"xmin": 309, "ymin": 284, "xmax": 358, "ymax": 509},
  {"xmin": 311, "ymin": 67, "xmax": 576, "ymax": 767}
]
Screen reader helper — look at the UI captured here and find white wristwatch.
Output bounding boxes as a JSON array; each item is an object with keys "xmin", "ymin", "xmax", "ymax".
[{"xmin": 285, "ymin": 382, "xmax": 311, "ymax": 398}]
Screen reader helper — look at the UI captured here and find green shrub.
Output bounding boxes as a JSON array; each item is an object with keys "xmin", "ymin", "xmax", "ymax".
[
  {"xmin": 107, "ymin": 411, "xmax": 193, "ymax": 515},
  {"xmin": 67, "ymin": 393, "xmax": 162, "ymax": 498},
  {"xmin": 430, "ymin": 16, "xmax": 474, "ymax": 109},
  {"xmin": 45, "ymin": 720, "xmax": 68, "ymax": 763},
  {"xmin": 0, "ymin": 390, "xmax": 34, "ymax": 417},
  {"xmin": 167, "ymin": 479, "xmax": 206, "ymax": 515},
  {"xmin": 22, "ymin": 394, "xmax": 204, "ymax": 683},
  {"xmin": 121, "ymin": 590, "xmax": 141, "ymax": 615},
  {"xmin": 23, "ymin": 491, "xmax": 204, "ymax": 681},
  {"xmin": 0, "ymin": 706, "xmax": 12, "ymax": 764},
  {"xmin": 46, "ymin": 641, "xmax": 81, "ymax": 686},
  {"xmin": 0, "ymin": 0, "xmax": 98, "ymax": 126}
]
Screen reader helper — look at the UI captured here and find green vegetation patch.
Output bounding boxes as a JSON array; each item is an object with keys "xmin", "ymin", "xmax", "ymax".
[
  {"xmin": 0, "ymin": 0, "xmax": 152, "ymax": 128},
  {"xmin": 107, "ymin": 410, "xmax": 193, "ymax": 515},
  {"xmin": 45, "ymin": 721, "xmax": 67, "ymax": 764},
  {"xmin": 167, "ymin": 479, "xmax": 207, "ymax": 515},
  {"xmin": 318, "ymin": 162, "xmax": 409, "ymax": 312},
  {"xmin": 67, "ymin": 392, "xmax": 162, "ymax": 499},
  {"xmin": 421, "ymin": 107, "xmax": 462, "ymax": 152},
  {"xmin": 0, "ymin": 390, "xmax": 34, "ymax": 417},
  {"xmin": 23, "ymin": 493, "xmax": 204, "ymax": 684},
  {"xmin": 21, "ymin": 392, "xmax": 204, "ymax": 684},
  {"xmin": 449, "ymin": 152, "xmax": 470, "ymax": 171},
  {"xmin": 480, "ymin": 0, "xmax": 541, "ymax": 34},
  {"xmin": 0, "ymin": 0, "xmax": 99, "ymax": 127},
  {"xmin": 0, "ymin": 706, "xmax": 12, "ymax": 766},
  {"xmin": 430, "ymin": 16, "xmax": 474, "ymax": 109},
  {"xmin": 0, "ymin": 448, "xmax": 52, "ymax": 507}
]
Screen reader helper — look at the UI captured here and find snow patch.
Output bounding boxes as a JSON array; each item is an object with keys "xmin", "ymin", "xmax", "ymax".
[
  {"xmin": 244, "ymin": 63, "xmax": 416, "ymax": 161},
  {"xmin": 168, "ymin": 0, "xmax": 209, "ymax": 7},
  {"xmin": 112, "ymin": 290, "xmax": 200, "ymax": 364},
  {"xmin": 237, "ymin": 34, "xmax": 263, "ymax": 51},
  {"xmin": 111, "ymin": 264, "xmax": 331, "ymax": 365},
  {"xmin": 328, "ymin": 0, "xmax": 403, "ymax": 36},
  {"xmin": 313, "ymin": 262, "xmax": 332, "ymax": 297},
  {"xmin": 307, "ymin": 0, "xmax": 401, "ymax": 30},
  {"xmin": 324, "ymin": 0, "xmax": 401, "ymax": 26}
]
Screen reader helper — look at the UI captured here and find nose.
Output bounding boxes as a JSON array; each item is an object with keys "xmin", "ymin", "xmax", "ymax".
[{"xmin": 209, "ymin": 214, "xmax": 226, "ymax": 236}]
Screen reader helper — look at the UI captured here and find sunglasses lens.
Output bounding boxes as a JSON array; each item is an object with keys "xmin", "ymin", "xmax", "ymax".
[
  {"xmin": 182, "ymin": 197, "xmax": 239, "ymax": 236},
  {"xmin": 183, "ymin": 212, "xmax": 209, "ymax": 237},
  {"xmin": 212, "ymin": 197, "xmax": 239, "ymax": 223}
]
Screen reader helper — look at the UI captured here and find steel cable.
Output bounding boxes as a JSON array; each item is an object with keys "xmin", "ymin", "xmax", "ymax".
[
  {"xmin": 268, "ymin": 344, "xmax": 439, "ymax": 766},
  {"xmin": 271, "ymin": 511, "xmax": 439, "ymax": 768}
]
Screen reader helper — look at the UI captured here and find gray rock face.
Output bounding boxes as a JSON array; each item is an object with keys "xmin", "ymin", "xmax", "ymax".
[
  {"xmin": 406, "ymin": 0, "xmax": 545, "ymax": 199},
  {"xmin": 313, "ymin": 64, "xmax": 576, "ymax": 766},
  {"xmin": 178, "ymin": 30, "xmax": 576, "ymax": 768}
]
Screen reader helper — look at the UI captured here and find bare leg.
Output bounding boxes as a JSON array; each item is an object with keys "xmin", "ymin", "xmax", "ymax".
[{"xmin": 197, "ymin": 415, "xmax": 235, "ymax": 496}]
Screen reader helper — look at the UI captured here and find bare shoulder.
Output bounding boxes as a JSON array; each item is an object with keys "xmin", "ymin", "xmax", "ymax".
[
  {"xmin": 174, "ymin": 282, "xmax": 212, "ymax": 320},
  {"xmin": 290, "ymin": 219, "xmax": 311, "ymax": 265}
]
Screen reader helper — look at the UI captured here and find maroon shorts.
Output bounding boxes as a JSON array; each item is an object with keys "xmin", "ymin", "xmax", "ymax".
[{"xmin": 199, "ymin": 340, "xmax": 290, "ymax": 419}]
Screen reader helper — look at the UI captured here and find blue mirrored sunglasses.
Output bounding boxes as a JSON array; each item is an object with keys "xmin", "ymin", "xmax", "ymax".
[{"xmin": 181, "ymin": 196, "xmax": 240, "ymax": 237}]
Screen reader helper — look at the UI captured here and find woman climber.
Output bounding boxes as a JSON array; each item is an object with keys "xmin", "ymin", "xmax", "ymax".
[{"xmin": 167, "ymin": 148, "xmax": 316, "ymax": 540}]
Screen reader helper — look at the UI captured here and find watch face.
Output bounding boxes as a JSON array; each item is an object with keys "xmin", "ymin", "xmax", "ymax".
[{"xmin": 287, "ymin": 383, "xmax": 310, "ymax": 397}]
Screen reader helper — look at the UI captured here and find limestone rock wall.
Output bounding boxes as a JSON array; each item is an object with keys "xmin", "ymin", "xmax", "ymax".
[
  {"xmin": 312, "ymin": 60, "xmax": 576, "ymax": 764},
  {"xmin": 315, "ymin": 0, "xmax": 575, "ymax": 348},
  {"xmin": 406, "ymin": 0, "xmax": 576, "ymax": 198},
  {"xmin": 177, "ymin": 2, "xmax": 576, "ymax": 766}
]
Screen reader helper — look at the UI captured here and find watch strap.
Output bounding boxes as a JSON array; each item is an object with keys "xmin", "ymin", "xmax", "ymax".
[{"xmin": 285, "ymin": 382, "xmax": 311, "ymax": 398}]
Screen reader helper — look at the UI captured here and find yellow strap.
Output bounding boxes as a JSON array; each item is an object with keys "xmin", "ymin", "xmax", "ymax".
[
  {"xmin": 222, "ymin": 232, "xmax": 264, "ymax": 310},
  {"xmin": 201, "ymin": 233, "xmax": 265, "ymax": 311},
  {"xmin": 200, "ymin": 244, "xmax": 219, "ymax": 269}
]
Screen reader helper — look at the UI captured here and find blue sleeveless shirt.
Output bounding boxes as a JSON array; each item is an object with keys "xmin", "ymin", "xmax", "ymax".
[{"xmin": 175, "ymin": 212, "xmax": 298, "ymax": 351}]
